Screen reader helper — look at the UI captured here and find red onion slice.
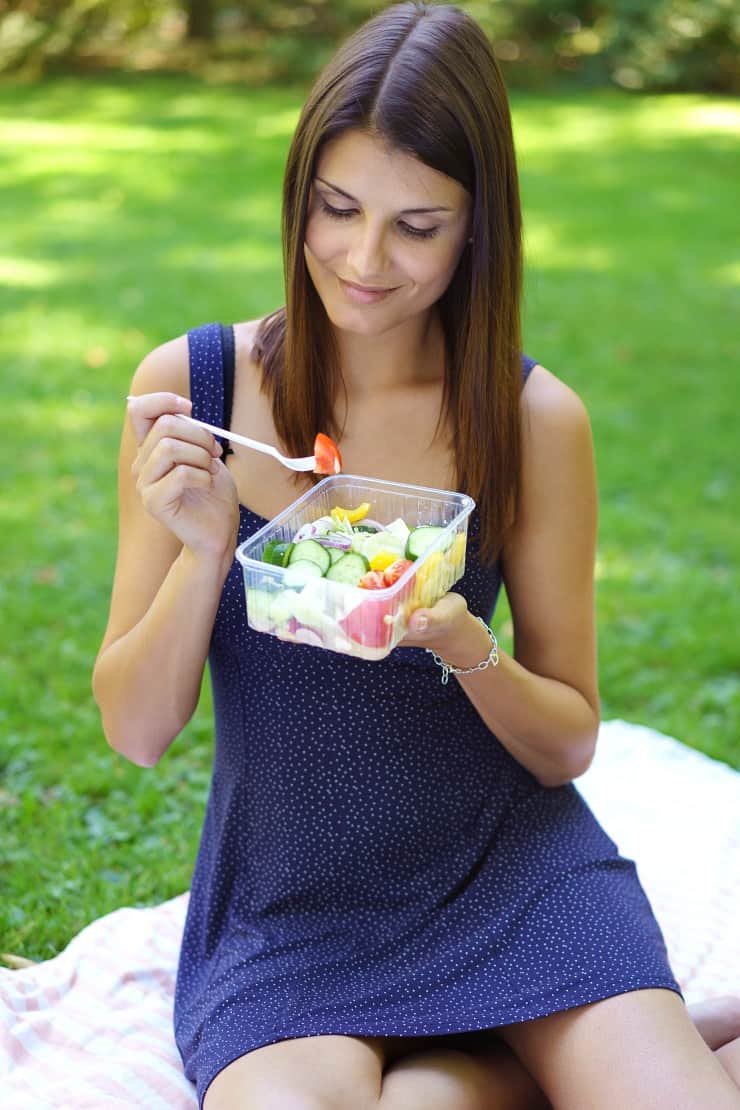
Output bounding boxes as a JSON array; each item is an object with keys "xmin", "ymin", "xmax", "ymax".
[{"xmin": 318, "ymin": 534, "xmax": 353, "ymax": 550}]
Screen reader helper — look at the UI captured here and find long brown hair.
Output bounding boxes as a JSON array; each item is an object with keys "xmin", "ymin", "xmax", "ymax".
[{"xmin": 254, "ymin": 2, "xmax": 523, "ymax": 565}]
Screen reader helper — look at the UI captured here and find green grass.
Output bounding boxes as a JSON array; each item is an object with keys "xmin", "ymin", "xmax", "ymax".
[{"xmin": 1, "ymin": 78, "xmax": 738, "ymax": 961}]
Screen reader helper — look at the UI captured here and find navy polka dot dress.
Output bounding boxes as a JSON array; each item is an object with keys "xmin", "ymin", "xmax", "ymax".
[{"xmin": 174, "ymin": 323, "xmax": 681, "ymax": 1105}]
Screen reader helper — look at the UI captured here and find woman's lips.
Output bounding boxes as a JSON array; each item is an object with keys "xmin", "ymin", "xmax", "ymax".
[{"xmin": 339, "ymin": 278, "xmax": 398, "ymax": 304}]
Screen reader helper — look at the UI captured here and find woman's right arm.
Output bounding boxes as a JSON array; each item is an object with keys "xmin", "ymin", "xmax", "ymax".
[{"xmin": 92, "ymin": 336, "xmax": 240, "ymax": 767}]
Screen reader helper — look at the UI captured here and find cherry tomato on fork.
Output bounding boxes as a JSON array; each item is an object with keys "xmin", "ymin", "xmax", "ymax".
[{"xmin": 313, "ymin": 433, "xmax": 343, "ymax": 475}]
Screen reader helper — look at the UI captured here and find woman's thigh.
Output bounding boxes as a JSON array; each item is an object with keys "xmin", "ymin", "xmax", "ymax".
[
  {"xmin": 381, "ymin": 1033, "xmax": 550, "ymax": 1110},
  {"xmin": 202, "ymin": 1033, "xmax": 385, "ymax": 1110},
  {"xmin": 498, "ymin": 988, "xmax": 740, "ymax": 1110},
  {"xmin": 202, "ymin": 1029, "xmax": 549, "ymax": 1110}
]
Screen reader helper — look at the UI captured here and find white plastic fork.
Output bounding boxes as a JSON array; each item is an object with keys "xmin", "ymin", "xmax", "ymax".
[{"xmin": 176, "ymin": 414, "xmax": 316, "ymax": 472}]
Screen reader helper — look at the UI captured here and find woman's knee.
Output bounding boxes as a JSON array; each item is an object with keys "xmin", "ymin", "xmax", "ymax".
[
  {"xmin": 717, "ymin": 1038, "xmax": 740, "ymax": 1087},
  {"xmin": 202, "ymin": 1034, "xmax": 382, "ymax": 1110},
  {"xmin": 206, "ymin": 1083, "xmax": 372, "ymax": 1110},
  {"xmin": 381, "ymin": 1047, "xmax": 490, "ymax": 1110},
  {"xmin": 689, "ymin": 995, "xmax": 740, "ymax": 1051},
  {"xmin": 381, "ymin": 1043, "xmax": 547, "ymax": 1110}
]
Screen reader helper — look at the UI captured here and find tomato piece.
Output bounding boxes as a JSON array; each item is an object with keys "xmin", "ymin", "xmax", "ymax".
[
  {"xmin": 358, "ymin": 570, "xmax": 386, "ymax": 590},
  {"xmin": 313, "ymin": 433, "xmax": 343, "ymax": 475},
  {"xmin": 381, "ymin": 558, "xmax": 414, "ymax": 587},
  {"xmin": 339, "ymin": 597, "xmax": 396, "ymax": 649},
  {"xmin": 340, "ymin": 563, "xmax": 415, "ymax": 648}
]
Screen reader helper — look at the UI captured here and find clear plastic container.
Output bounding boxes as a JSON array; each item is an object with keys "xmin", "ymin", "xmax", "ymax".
[{"xmin": 235, "ymin": 474, "xmax": 475, "ymax": 660}]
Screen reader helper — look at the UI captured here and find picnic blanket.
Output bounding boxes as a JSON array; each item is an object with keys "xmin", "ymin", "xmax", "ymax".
[{"xmin": 2, "ymin": 719, "xmax": 739, "ymax": 1109}]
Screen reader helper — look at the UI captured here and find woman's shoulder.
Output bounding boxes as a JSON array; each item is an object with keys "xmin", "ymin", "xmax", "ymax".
[
  {"xmin": 129, "ymin": 332, "xmax": 190, "ymax": 396},
  {"xmin": 128, "ymin": 316, "xmax": 270, "ymax": 398},
  {"xmin": 520, "ymin": 362, "xmax": 592, "ymax": 440}
]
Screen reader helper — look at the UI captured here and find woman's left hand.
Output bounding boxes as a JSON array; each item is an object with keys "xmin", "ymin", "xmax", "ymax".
[{"xmin": 400, "ymin": 591, "xmax": 488, "ymax": 664}]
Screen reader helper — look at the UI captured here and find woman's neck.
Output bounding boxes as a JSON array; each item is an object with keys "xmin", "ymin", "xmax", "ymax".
[{"xmin": 334, "ymin": 310, "xmax": 446, "ymax": 397}]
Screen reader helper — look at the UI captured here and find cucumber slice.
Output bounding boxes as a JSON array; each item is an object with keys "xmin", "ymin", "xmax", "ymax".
[
  {"xmin": 325, "ymin": 552, "xmax": 370, "ymax": 586},
  {"xmin": 405, "ymin": 526, "xmax": 449, "ymax": 560},
  {"xmin": 291, "ymin": 590, "xmax": 332, "ymax": 630},
  {"xmin": 269, "ymin": 590, "xmax": 299, "ymax": 625},
  {"xmin": 326, "ymin": 546, "xmax": 346, "ymax": 565},
  {"xmin": 246, "ymin": 588, "xmax": 273, "ymax": 630},
  {"xmin": 283, "ymin": 560, "xmax": 325, "ymax": 587},
  {"xmin": 288, "ymin": 539, "xmax": 331, "ymax": 575},
  {"xmin": 262, "ymin": 539, "xmax": 294, "ymax": 567}
]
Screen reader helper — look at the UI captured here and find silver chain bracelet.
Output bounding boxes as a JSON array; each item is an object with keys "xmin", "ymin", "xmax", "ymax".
[{"xmin": 426, "ymin": 616, "xmax": 499, "ymax": 685}]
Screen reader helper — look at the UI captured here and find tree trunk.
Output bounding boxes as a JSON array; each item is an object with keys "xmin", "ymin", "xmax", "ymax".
[{"xmin": 186, "ymin": 0, "xmax": 214, "ymax": 41}]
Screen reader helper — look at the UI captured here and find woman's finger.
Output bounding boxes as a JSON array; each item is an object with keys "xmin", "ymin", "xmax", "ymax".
[
  {"xmin": 133, "ymin": 411, "xmax": 222, "ymax": 478},
  {"xmin": 126, "ymin": 392, "xmax": 192, "ymax": 445},
  {"xmin": 135, "ymin": 437, "xmax": 220, "ymax": 491},
  {"xmin": 400, "ymin": 592, "xmax": 469, "ymax": 646},
  {"xmin": 138, "ymin": 461, "xmax": 214, "ymax": 516}
]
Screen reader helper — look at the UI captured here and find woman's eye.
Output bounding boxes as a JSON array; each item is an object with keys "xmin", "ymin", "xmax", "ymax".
[
  {"xmin": 319, "ymin": 200, "xmax": 440, "ymax": 241},
  {"xmin": 399, "ymin": 222, "xmax": 440, "ymax": 241},
  {"xmin": 320, "ymin": 200, "xmax": 355, "ymax": 220}
]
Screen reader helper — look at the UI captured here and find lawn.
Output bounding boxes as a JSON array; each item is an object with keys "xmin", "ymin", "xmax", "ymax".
[{"xmin": 0, "ymin": 77, "xmax": 738, "ymax": 961}]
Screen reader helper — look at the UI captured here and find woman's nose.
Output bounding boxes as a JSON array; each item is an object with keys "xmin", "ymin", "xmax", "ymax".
[{"xmin": 346, "ymin": 221, "xmax": 388, "ymax": 279}]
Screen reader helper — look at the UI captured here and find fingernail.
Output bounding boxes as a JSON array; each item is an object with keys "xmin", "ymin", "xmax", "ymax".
[{"xmin": 414, "ymin": 616, "xmax": 428, "ymax": 632}]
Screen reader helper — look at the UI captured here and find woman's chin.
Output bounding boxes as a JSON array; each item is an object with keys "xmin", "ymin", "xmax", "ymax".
[{"xmin": 324, "ymin": 303, "xmax": 397, "ymax": 336}]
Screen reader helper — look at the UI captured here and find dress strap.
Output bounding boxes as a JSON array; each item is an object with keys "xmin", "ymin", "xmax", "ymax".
[
  {"xmin": 221, "ymin": 324, "xmax": 236, "ymax": 429},
  {"xmin": 521, "ymin": 354, "xmax": 537, "ymax": 383},
  {"xmin": 220, "ymin": 323, "xmax": 236, "ymax": 459},
  {"xmin": 187, "ymin": 322, "xmax": 232, "ymax": 456}
]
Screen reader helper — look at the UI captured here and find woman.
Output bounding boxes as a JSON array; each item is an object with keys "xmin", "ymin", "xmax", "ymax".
[{"xmin": 93, "ymin": 3, "xmax": 740, "ymax": 1107}]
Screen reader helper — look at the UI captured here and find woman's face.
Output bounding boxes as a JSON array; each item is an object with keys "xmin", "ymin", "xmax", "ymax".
[{"xmin": 304, "ymin": 129, "xmax": 472, "ymax": 337}]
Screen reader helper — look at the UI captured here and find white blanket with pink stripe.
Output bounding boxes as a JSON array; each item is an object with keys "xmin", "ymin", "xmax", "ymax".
[{"xmin": 2, "ymin": 720, "xmax": 739, "ymax": 1109}]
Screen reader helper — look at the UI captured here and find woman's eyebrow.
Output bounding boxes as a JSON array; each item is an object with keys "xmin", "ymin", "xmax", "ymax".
[{"xmin": 314, "ymin": 176, "xmax": 453, "ymax": 214}]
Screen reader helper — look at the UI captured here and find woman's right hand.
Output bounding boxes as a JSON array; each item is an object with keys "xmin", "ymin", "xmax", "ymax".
[{"xmin": 127, "ymin": 392, "xmax": 239, "ymax": 560}]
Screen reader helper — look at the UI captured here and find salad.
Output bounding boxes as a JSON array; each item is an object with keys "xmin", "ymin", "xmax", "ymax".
[{"xmin": 245, "ymin": 501, "xmax": 467, "ymax": 658}]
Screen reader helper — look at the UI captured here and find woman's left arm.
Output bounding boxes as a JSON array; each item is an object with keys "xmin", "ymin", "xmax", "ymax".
[{"xmin": 403, "ymin": 366, "xmax": 600, "ymax": 788}]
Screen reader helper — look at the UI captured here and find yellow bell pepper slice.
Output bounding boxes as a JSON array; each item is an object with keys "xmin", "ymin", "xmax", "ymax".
[
  {"xmin": 450, "ymin": 532, "xmax": 467, "ymax": 571},
  {"xmin": 330, "ymin": 501, "xmax": 371, "ymax": 525},
  {"xmin": 411, "ymin": 550, "xmax": 444, "ymax": 607},
  {"xmin": 369, "ymin": 551, "xmax": 399, "ymax": 573}
]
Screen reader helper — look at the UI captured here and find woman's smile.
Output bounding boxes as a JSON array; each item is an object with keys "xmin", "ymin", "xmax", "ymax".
[{"xmin": 338, "ymin": 277, "xmax": 400, "ymax": 304}]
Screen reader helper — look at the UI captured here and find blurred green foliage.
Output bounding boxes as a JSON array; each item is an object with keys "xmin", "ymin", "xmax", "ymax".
[{"xmin": 1, "ymin": 0, "xmax": 737, "ymax": 91}]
